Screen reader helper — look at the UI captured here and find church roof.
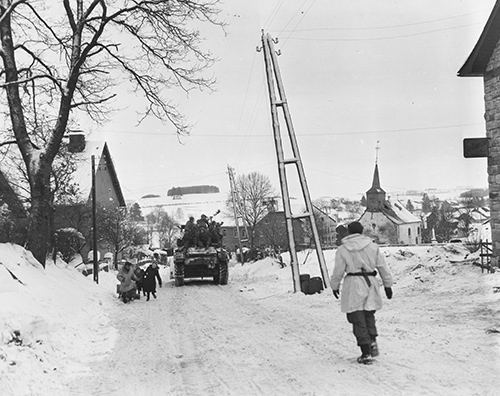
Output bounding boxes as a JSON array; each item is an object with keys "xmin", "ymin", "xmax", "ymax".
[
  {"xmin": 458, "ymin": 1, "xmax": 500, "ymax": 76},
  {"xmin": 366, "ymin": 163, "xmax": 385, "ymax": 194},
  {"xmin": 381, "ymin": 199, "xmax": 420, "ymax": 225}
]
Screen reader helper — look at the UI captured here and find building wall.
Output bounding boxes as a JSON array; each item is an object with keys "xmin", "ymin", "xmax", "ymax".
[
  {"xmin": 313, "ymin": 209, "xmax": 337, "ymax": 247},
  {"xmin": 485, "ymin": 37, "xmax": 500, "ymax": 255},
  {"xmin": 359, "ymin": 211, "xmax": 397, "ymax": 244},
  {"xmin": 254, "ymin": 212, "xmax": 306, "ymax": 250},
  {"xmin": 396, "ymin": 223, "xmax": 421, "ymax": 245},
  {"xmin": 220, "ymin": 225, "xmax": 246, "ymax": 252}
]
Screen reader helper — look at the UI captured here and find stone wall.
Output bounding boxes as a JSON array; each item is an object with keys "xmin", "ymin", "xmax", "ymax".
[{"xmin": 485, "ymin": 37, "xmax": 500, "ymax": 255}]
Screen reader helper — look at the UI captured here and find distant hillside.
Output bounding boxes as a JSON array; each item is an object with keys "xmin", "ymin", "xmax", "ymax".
[
  {"xmin": 167, "ymin": 185, "xmax": 220, "ymax": 196},
  {"xmin": 141, "ymin": 194, "xmax": 161, "ymax": 199}
]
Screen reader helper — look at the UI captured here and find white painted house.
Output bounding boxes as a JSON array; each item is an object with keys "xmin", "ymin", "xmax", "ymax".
[{"xmin": 358, "ymin": 164, "xmax": 422, "ymax": 245}]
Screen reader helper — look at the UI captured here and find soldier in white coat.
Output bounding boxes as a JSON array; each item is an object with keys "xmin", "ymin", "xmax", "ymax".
[{"xmin": 330, "ymin": 221, "xmax": 393, "ymax": 364}]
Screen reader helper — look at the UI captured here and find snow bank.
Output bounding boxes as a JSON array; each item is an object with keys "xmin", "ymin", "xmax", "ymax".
[
  {"xmin": 0, "ymin": 243, "xmax": 118, "ymax": 395},
  {"xmin": 230, "ymin": 244, "xmax": 500, "ymax": 394},
  {"xmin": 231, "ymin": 244, "xmax": 488, "ymax": 296}
]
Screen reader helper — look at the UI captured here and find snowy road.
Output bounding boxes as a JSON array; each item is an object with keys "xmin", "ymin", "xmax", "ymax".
[
  {"xmin": 69, "ymin": 280, "xmax": 398, "ymax": 395},
  {"xmin": 68, "ymin": 256, "xmax": 499, "ymax": 396}
]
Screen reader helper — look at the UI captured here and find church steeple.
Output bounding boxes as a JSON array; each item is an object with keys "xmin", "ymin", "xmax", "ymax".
[
  {"xmin": 371, "ymin": 163, "xmax": 382, "ymax": 190},
  {"xmin": 366, "ymin": 143, "xmax": 386, "ymax": 211}
]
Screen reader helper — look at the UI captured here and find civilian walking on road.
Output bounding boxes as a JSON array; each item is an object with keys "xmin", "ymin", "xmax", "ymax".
[
  {"xmin": 330, "ymin": 221, "xmax": 393, "ymax": 364},
  {"xmin": 143, "ymin": 261, "xmax": 162, "ymax": 301}
]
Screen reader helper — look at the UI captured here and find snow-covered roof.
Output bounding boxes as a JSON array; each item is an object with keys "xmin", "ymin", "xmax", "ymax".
[
  {"xmin": 382, "ymin": 199, "xmax": 421, "ymax": 225},
  {"xmin": 71, "ymin": 140, "xmax": 125, "ymax": 206}
]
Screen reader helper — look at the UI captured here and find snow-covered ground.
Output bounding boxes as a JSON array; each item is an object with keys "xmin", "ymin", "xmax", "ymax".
[
  {"xmin": 1, "ymin": 242, "xmax": 499, "ymax": 395},
  {"xmin": 0, "ymin": 243, "xmax": 118, "ymax": 395}
]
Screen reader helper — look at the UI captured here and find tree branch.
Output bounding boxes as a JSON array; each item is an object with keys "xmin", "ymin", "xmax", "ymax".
[
  {"xmin": 0, "ymin": 0, "xmax": 28, "ymax": 26},
  {"xmin": 0, "ymin": 139, "xmax": 16, "ymax": 148}
]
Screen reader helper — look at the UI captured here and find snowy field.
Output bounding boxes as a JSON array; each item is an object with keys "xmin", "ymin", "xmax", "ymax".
[{"xmin": 0, "ymin": 242, "xmax": 499, "ymax": 395}]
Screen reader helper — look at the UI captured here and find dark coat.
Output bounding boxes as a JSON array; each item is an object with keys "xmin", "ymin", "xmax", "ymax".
[
  {"xmin": 134, "ymin": 267, "xmax": 145, "ymax": 290},
  {"xmin": 143, "ymin": 265, "xmax": 162, "ymax": 292}
]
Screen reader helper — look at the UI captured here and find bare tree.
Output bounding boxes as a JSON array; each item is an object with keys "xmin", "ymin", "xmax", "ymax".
[
  {"xmin": 227, "ymin": 172, "xmax": 275, "ymax": 248},
  {"xmin": 0, "ymin": 1, "xmax": 222, "ymax": 265},
  {"xmin": 146, "ymin": 208, "xmax": 178, "ymax": 248},
  {"xmin": 97, "ymin": 205, "xmax": 146, "ymax": 268}
]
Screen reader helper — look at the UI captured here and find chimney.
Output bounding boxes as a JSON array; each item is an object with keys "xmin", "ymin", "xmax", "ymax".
[{"xmin": 68, "ymin": 131, "xmax": 86, "ymax": 153}]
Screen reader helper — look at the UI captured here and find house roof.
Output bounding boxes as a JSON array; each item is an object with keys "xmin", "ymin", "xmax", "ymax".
[
  {"xmin": 458, "ymin": 1, "xmax": 500, "ymax": 76},
  {"xmin": 312, "ymin": 204, "xmax": 337, "ymax": 223},
  {"xmin": 72, "ymin": 140, "xmax": 125, "ymax": 207},
  {"xmin": 380, "ymin": 199, "xmax": 421, "ymax": 225}
]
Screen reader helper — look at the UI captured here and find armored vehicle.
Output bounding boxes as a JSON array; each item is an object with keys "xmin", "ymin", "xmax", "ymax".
[{"xmin": 173, "ymin": 246, "xmax": 229, "ymax": 286}]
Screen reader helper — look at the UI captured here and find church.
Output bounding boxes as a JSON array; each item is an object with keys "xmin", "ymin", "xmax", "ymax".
[{"xmin": 358, "ymin": 163, "xmax": 422, "ymax": 245}]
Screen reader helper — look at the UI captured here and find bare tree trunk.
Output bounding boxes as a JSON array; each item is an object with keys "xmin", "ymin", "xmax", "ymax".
[{"xmin": 27, "ymin": 162, "xmax": 52, "ymax": 267}]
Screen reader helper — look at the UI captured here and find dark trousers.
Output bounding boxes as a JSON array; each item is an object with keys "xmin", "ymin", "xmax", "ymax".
[{"xmin": 346, "ymin": 310, "xmax": 377, "ymax": 346}]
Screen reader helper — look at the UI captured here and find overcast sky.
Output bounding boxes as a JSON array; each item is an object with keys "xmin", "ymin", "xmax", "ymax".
[{"xmin": 81, "ymin": 0, "xmax": 496, "ymax": 202}]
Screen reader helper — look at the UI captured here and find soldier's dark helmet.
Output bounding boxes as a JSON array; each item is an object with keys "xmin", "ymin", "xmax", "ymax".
[
  {"xmin": 201, "ymin": 214, "xmax": 207, "ymax": 219},
  {"xmin": 189, "ymin": 216, "xmax": 194, "ymax": 221}
]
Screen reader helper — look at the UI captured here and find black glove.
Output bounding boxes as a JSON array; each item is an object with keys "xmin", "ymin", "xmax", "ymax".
[
  {"xmin": 332, "ymin": 290, "xmax": 339, "ymax": 299},
  {"xmin": 385, "ymin": 287, "xmax": 393, "ymax": 299}
]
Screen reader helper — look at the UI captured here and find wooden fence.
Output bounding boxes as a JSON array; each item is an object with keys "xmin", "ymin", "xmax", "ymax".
[{"xmin": 479, "ymin": 240, "xmax": 497, "ymax": 273}]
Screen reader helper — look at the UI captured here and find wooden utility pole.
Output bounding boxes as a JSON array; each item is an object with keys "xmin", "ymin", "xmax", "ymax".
[
  {"xmin": 91, "ymin": 155, "xmax": 99, "ymax": 284},
  {"xmin": 260, "ymin": 31, "xmax": 330, "ymax": 292},
  {"xmin": 228, "ymin": 165, "xmax": 246, "ymax": 264}
]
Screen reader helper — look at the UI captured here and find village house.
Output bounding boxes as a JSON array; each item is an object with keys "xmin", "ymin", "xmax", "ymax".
[
  {"xmin": 312, "ymin": 205, "xmax": 337, "ymax": 248},
  {"xmin": 54, "ymin": 131, "xmax": 126, "ymax": 262},
  {"xmin": 253, "ymin": 210, "xmax": 307, "ymax": 251},
  {"xmin": 358, "ymin": 163, "xmax": 422, "ymax": 245},
  {"xmin": 458, "ymin": 0, "xmax": 500, "ymax": 256}
]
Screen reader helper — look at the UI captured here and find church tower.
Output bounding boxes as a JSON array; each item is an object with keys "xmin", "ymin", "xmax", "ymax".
[
  {"xmin": 366, "ymin": 164, "xmax": 386, "ymax": 211},
  {"xmin": 366, "ymin": 143, "xmax": 386, "ymax": 211}
]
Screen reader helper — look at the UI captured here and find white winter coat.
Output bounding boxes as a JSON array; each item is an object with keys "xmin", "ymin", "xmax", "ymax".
[{"xmin": 330, "ymin": 234, "xmax": 393, "ymax": 313}]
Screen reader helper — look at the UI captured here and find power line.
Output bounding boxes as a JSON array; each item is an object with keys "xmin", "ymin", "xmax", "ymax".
[
  {"xmin": 263, "ymin": 0, "xmax": 285, "ymax": 29},
  {"xmin": 100, "ymin": 122, "xmax": 482, "ymax": 138},
  {"xmin": 278, "ymin": 0, "xmax": 310, "ymax": 35},
  {"xmin": 281, "ymin": 0, "xmax": 317, "ymax": 48},
  {"xmin": 280, "ymin": 10, "xmax": 488, "ymax": 32},
  {"xmin": 236, "ymin": 52, "xmax": 258, "ymax": 133},
  {"xmin": 285, "ymin": 22, "xmax": 481, "ymax": 42}
]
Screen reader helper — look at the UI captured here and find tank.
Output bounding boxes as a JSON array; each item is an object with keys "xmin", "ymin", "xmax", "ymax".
[{"xmin": 173, "ymin": 246, "xmax": 229, "ymax": 286}]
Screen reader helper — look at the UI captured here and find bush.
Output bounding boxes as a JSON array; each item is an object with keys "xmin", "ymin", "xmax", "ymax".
[
  {"xmin": 0, "ymin": 203, "xmax": 27, "ymax": 244},
  {"xmin": 55, "ymin": 228, "xmax": 85, "ymax": 263}
]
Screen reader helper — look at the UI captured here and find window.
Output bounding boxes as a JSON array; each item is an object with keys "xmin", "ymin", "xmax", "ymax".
[
  {"xmin": 372, "ymin": 223, "xmax": 376, "ymax": 230},
  {"xmin": 417, "ymin": 226, "xmax": 420, "ymax": 235},
  {"xmin": 408, "ymin": 228, "xmax": 411, "ymax": 237}
]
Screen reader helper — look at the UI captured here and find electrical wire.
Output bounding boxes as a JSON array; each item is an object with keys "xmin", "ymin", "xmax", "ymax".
[
  {"xmin": 286, "ymin": 22, "xmax": 481, "ymax": 42},
  {"xmin": 263, "ymin": 0, "xmax": 285, "ymax": 29},
  {"xmin": 98, "ymin": 122, "xmax": 482, "ymax": 138},
  {"xmin": 280, "ymin": 10, "xmax": 489, "ymax": 32}
]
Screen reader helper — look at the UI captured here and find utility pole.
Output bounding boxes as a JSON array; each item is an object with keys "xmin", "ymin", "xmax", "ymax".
[
  {"xmin": 259, "ymin": 31, "xmax": 330, "ymax": 292},
  {"xmin": 91, "ymin": 155, "xmax": 99, "ymax": 284},
  {"xmin": 228, "ymin": 165, "xmax": 246, "ymax": 264}
]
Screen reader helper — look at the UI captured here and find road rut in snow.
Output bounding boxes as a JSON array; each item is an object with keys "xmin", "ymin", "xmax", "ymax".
[{"xmin": 69, "ymin": 280, "xmax": 399, "ymax": 396}]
